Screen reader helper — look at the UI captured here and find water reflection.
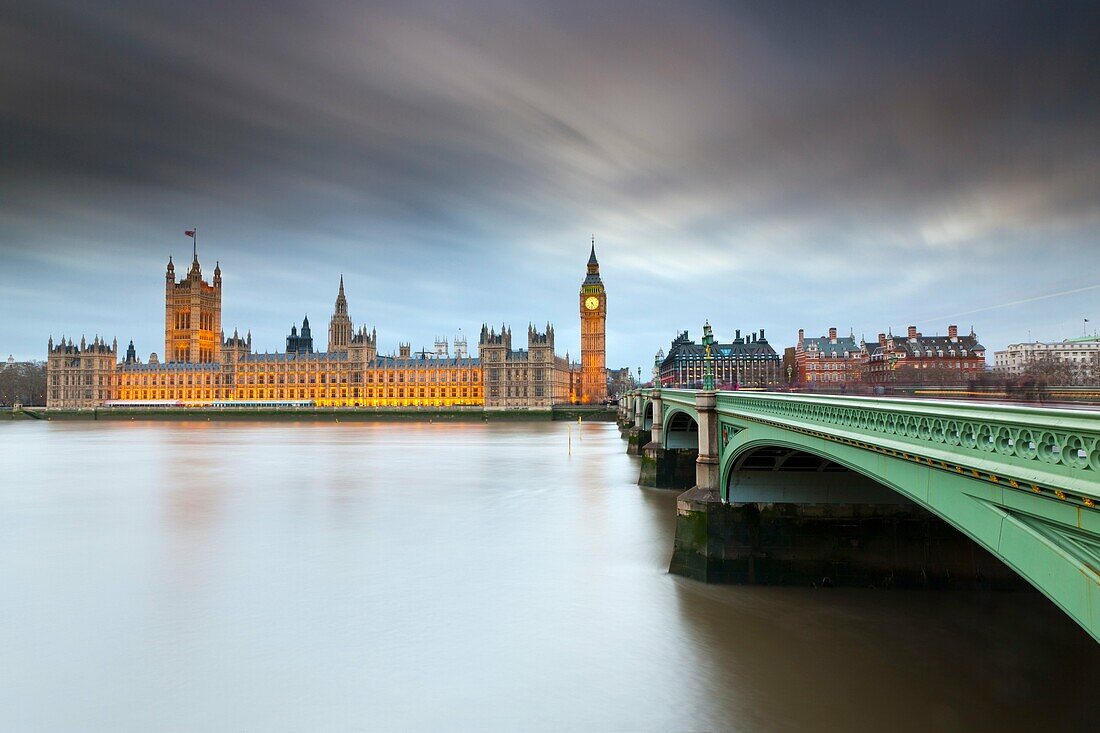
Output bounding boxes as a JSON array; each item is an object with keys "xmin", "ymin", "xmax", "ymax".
[{"xmin": 0, "ymin": 419, "xmax": 1096, "ymax": 732}]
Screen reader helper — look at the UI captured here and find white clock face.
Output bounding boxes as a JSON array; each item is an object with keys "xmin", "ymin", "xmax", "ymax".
[{"xmin": 585, "ymin": 296, "xmax": 599, "ymax": 311}]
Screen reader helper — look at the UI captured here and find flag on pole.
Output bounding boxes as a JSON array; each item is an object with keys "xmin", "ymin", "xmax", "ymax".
[{"xmin": 184, "ymin": 229, "xmax": 196, "ymax": 237}]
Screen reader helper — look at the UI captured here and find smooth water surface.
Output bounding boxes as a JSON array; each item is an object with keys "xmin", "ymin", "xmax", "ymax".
[{"xmin": 1, "ymin": 420, "xmax": 1097, "ymax": 732}]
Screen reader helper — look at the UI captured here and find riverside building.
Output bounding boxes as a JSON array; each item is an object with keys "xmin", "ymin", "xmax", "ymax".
[
  {"xmin": 47, "ymin": 243, "xmax": 603, "ymax": 409},
  {"xmin": 657, "ymin": 328, "xmax": 782, "ymax": 388},
  {"xmin": 993, "ymin": 335, "xmax": 1100, "ymax": 377},
  {"xmin": 795, "ymin": 327, "xmax": 862, "ymax": 386},
  {"xmin": 861, "ymin": 325, "xmax": 986, "ymax": 385}
]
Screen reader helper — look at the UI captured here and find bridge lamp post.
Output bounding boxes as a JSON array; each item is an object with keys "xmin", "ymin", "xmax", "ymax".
[{"xmin": 702, "ymin": 320, "xmax": 716, "ymax": 391}]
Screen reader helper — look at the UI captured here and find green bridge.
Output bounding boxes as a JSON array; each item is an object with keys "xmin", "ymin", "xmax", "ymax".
[{"xmin": 619, "ymin": 388, "xmax": 1100, "ymax": 642}]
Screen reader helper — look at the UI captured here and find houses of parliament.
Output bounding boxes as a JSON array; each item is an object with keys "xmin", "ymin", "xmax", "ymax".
[{"xmin": 45, "ymin": 242, "xmax": 609, "ymax": 410}]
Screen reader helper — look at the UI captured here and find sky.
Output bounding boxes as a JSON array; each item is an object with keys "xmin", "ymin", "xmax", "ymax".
[{"xmin": 2, "ymin": 0, "xmax": 1099, "ymax": 368}]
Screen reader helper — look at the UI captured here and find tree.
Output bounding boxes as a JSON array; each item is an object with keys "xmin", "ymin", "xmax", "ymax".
[
  {"xmin": 1020, "ymin": 354, "xmax": 1081, "ymax": 387},
  {"xmin": 0, "ymin": 361, "xmax": 47, "ymax": 406}
]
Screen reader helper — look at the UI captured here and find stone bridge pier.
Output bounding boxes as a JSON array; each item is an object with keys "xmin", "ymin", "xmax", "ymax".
[
  {"xmin": 638, "ymin": 389, "xmax": 702, "ymax": 490},
  {"xmin": 624, "ymin": 391, "xmax": 650, "ymax": 455},
  {"xmin": 617, "ymin": 394, "xmax": 634, "ymax": 435}
]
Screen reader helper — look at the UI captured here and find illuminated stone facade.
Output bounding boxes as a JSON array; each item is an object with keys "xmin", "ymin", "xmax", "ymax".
[
  {"xmin": 578, "ymin": 241, "xmax": 607, "ymax": 403},
  {"xmin": 45, "ymin": 336, "xmax": 118, "ymax": 408},
  {"xmin": 165, "ymin": 251, "xmax": 222, "ymax": 363},
  {"xmin": 45, "ymin": 245, "xmax": 598, "ymax": 409},
  {"xmin": 478, "ymin": 324, "xmax": 572, "ymax": 409}
]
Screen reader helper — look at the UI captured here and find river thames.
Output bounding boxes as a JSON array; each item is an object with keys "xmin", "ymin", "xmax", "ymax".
[{"xmin": 1, "ymin": 420, "xmax": 1097, "ymax": 732}]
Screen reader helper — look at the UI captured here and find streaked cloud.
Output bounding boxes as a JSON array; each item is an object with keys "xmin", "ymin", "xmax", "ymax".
[{"xmin": 2, "ymin": 0, "xmax": 1098, "ymax": 363}]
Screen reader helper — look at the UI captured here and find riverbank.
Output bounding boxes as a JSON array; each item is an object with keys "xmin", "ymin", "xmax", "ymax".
[{"xmin": 8, "ymin": 405, "xmax": 617, "ymax": 422}]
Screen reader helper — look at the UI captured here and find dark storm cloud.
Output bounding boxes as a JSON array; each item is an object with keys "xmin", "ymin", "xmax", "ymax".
[{"xmin": 2, "ymin": 0, "xmax": 1099, "ymax": 363}]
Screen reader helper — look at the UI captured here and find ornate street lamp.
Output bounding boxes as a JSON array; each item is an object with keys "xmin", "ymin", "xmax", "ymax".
[{"xmin": 702, "ymin": 320, "xmax": 716, "ymax": 391}]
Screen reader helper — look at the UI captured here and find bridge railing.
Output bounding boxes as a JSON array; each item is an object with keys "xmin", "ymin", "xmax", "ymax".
[{"xmin": 653, "ymin": 389, "xmax": 1100, "ymax": 501}]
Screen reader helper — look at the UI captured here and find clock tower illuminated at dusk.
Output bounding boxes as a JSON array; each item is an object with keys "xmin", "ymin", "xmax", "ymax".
[{"xmin": 579, "ymin": 238, "xmax": 607, "ymax": 404}]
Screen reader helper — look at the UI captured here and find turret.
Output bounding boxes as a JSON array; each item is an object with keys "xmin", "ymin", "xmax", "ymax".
[
  {"xmin": 327, "ymin": 276, "xmax": 355, "ymax": 352},
  {"xmin": 587, "ymin": 237, "xmax": 599, "ymax": 274}
]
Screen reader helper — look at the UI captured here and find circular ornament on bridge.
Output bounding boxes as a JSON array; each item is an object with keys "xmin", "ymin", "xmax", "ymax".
[
  {"xmin": 917, "ymin": 418, "xmax": 932, "ymax": 441},
  {"xmin": 994, "ymin": 426, "xmax": 1015, "ymax": 456},
  {"xmin": 960, "ymin": 424, "xmax": 979, "ymax": 450},
  {"xmin": 905, "ymin": 416, "xmax": 921, "ymax": 439},
  {"xmin": 944, "ymin": 420, "xmax": 962, "ymax": 446},
  {"xmin": 976, "ymin": 424, "xmax": 996, "ymax": 452},
  {"xmin": 875, "ymin": 414, "xmax": 888, "ymax": 432},
  {"xmin": 1014, "ymin": 429, "xmax": 1038, "ymax": 460},
  {"xmin": 929, "ymin": 419, "xmax": 946, "ymax": 443},
  {"xmin": 1037, "ymin": 431, "xmax": 1062, "ymax": 465},
  {"xmin": 1089, "ymin": 440, "xmax": 1100, "ymax": 473},
  {"xmin": 1062, "ymin": 434, "xmax": 1090, "ymax": 470}
]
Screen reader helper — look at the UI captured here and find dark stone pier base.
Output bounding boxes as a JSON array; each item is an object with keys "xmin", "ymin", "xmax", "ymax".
[
  {"xmin": 638, "ymin": 444, "xmax": 697, "ymax": 490},
  {"xmin": 625, "ymin": 427, "xmax": 650, "ymax": 455},
  {"xmin": 669, "ymin": 487, "xmax": 1026, "ymax": 589}
]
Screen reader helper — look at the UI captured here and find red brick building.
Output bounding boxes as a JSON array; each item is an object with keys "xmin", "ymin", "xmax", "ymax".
[
  {"xmin": 795, "ymin": 327, "xmax": 862, "ymax": 386},
  {"xmin": 862, "ymin": 325, "xmax": 986, "ymax": 385}
]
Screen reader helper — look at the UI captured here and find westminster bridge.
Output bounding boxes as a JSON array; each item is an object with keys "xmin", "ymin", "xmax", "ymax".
[{"xmin": 618, "ymin": 388, "xmax": 1100, "ymax": 643}]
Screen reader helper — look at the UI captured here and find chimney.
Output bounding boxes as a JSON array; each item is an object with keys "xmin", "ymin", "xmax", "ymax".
[
  {"xmin": 907, "ymin": 325, "xmax": 918, "ymax": 340},
  {"xmin": 797, "ymin": 328, "xmax": 804, "ymax": 344},
  {"xmin": 948, "ymin": 324, "xmax": 958, "ymax": 339},
  {"xmin": 878, "ymin": 333, "xmax": 887, "ymax": 346},
  {"xmin": 828, "ymin": 327, "xmax": 837, "ymax": 342},
  {"xmin": 735, "ymin": 329, "xmax": 741, "ymax": 341}
]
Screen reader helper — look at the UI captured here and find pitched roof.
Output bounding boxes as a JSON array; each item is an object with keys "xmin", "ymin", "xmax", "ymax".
[{"xmin": 802, "ymin": 335, "xmax": 859, "ymax": 358}]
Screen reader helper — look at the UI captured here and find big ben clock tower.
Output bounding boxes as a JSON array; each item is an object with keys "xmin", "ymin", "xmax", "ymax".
[{"xmin": 579, "ymin": 238, "xmax": 607, "ymax": 404}]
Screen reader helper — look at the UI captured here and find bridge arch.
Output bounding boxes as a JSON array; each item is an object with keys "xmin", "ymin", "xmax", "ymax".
[
  {"xmin": 642, "ymin": 400, "xmax": 653, "ymax": 430},
  {"xmin": 663, "ymin": 408, "xmax": 698, "ymax": 450},
  {"xmin": 722, "ymin": 438, "xmax": 913, "ymax": 504},
  {"xmin": 718, "ymin": 426, "xmax": 1100, "ymax": 639}
]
